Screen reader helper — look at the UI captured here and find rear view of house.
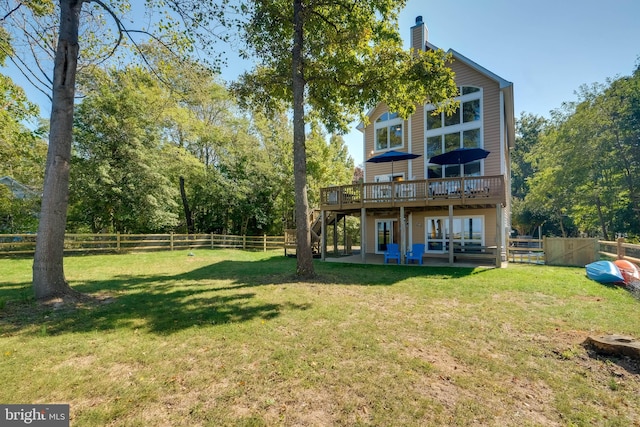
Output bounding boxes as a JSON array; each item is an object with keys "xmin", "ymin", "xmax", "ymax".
[{"xmin": 319, "ymin": 16, "xmax": 515, "ymax": 266}]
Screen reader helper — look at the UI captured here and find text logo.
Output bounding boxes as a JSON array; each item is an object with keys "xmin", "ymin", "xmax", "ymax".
[{"xmin": 1, "ymin": 405, "xmax": 69, "ymax": 426}]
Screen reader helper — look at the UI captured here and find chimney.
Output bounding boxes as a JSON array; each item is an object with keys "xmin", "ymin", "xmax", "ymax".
[{"xmin": 411, "ymin": 15, "xmax": 428, "ymax": 53}]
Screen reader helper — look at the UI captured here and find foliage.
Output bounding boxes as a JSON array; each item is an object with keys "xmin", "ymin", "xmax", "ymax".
[
  {"xmin": 68, "ymin": 61, "xmax": 352, "ymax": 236},
  {"xmin": 232, "ymin": 0, "xmax": 459, "ymax": 277},
  {"xmin": 1, "ymin": 0, "xmax": 235, "ymax": 299},
  {"xmin": 232, "ymin": 1, "xmax": 458, "ymax": 131},
  {"xmin": 515, "ymin": 66, "xmax": 640, "ymax": 239},
  {"xmin": 70, "ymin": 66, "xmax": 179, "ymax": 233},
  {"xmin": 0, "ymin": 72, "xmax": 46, "ymax": 232},
  {"xmin": 511, "ymin": 113, "xmax": 547, "ymax": 200},
  {"xmin": 306, "ymin": 130, "xmax": 354, "ymax": 207}
]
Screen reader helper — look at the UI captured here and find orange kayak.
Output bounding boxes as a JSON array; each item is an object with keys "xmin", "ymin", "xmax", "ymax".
[{"xmin": 614, "ymin": 259, "xmax": 640, "ymax": 285}]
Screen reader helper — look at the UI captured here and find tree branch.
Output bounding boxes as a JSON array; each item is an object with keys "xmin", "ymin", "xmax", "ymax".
[{"xmin": 1, "ymin": 3, "xmax": 21, "ymax": 21}]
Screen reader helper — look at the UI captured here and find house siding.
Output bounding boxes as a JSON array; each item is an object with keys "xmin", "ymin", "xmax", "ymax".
[
  {"xmin": 345, "ymin": 21, "xmax": 513, "ymax": 263},
  {"xmin": 448, "ymin": 59, "xmax": 502, "ymax": 177}
]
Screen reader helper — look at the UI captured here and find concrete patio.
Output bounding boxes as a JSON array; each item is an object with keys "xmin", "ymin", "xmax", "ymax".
[{"xmin": 321, "ymin": 251, "xmax": 505, "ymax": 269}]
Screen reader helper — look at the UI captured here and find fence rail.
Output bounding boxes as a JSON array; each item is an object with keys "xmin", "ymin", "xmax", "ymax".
[
  {"xmin": 507, "ymin": 237, "xmax": 640, "ymax": 265},
  {"xmin": 598, "ymin": 238, "xmax": 640, "ymax": 264},
  {"xmin": 0, "ymin": 233, "xmax": 285, "ymax": 256},
  {"xmin": 508, "ymin": 237, "xmax": 544, "ymax": 264},
  {"xmin": 3, "ymin": 234, "xmax": 640, "ymax": 265}
]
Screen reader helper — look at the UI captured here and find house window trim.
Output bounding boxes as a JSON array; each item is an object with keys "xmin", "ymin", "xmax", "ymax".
[
  {"xmin": 374, "ymin": 111, "xmax": 404, "ymax": 152},
  {"xmin": 424, "ymin": 86, "xmax": 483, "ymax": 178},
  {"xmin": 375, "ymin": 219, "xmax": 397, "ymax": 254},
  {"xmin": 424, "ymin": 215, "xmax": 485, "ymax": 253}
]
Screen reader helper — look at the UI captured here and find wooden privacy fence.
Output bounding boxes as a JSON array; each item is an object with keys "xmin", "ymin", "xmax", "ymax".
[
  {"xmin": 544, "ymin": 237, "xmax": 598, "ymax": 266},
  {"xmin": 509, "ymin": 237, "xmax": 640, "ymax": 266},
  {"xmin": 0, "ymin": 233, "xmax": 285, "ymax": 256}
]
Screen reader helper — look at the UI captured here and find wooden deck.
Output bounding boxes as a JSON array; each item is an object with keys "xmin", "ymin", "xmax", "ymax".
[{"xmin": 320, "ymin": 175, "xmax": 505, "ymax": 211}]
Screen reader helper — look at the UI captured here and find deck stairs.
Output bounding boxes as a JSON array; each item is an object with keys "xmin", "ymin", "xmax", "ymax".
[{"xmin": 285, "ymin": 210, "xmax": 344, "ymax": 255}]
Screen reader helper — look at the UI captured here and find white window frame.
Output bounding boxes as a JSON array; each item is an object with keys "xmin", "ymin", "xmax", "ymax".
[
  {"xmin": 375, "ymin": 219, "xmax": 397, "ymax": 254},
  {"xmin": 424, "ymin": 86, "xmax": 484, "ymax": 178},
  {"xmin": 374, "ymin": 112, "xmax": 404, "ymax": 152},
  {"xmin": 424, "ymin": 215, "xmax": 485, "ymax": 253}
]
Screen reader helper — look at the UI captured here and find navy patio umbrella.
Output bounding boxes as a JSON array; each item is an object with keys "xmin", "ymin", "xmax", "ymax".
[
  {"xmin": 366, "ymin": 150, "xmax": 421, "ymax": 179},
  {"xmin": 429, "ymin": 147, "xmax": 490, "ymax": 175}
]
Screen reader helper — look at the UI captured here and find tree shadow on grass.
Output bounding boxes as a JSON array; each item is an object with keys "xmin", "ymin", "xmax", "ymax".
[{"xmin": 0, "ymin": 255, "xmax": 480, "ymax": 336}]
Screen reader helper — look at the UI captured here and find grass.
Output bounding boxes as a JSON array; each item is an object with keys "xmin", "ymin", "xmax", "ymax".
[{"xmin": 1, "ymin": 249, "xmax": 639, "ymax": 426}]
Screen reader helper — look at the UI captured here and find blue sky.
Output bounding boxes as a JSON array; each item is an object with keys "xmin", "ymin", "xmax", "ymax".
[
  {"xmin": 5, "ymin": 0, "xmax": 640, "ymax": 167},
  {"xmin": 338, "ymin": 0, "xmax": 640, "ymax": 165}
]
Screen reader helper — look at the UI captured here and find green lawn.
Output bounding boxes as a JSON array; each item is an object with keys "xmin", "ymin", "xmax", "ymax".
[{"xmin": 1, "ymin": 250, "xmax": 639, "ymax": 426}]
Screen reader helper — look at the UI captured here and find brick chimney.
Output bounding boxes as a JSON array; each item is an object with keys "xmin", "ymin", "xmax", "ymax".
[{"xmin": 411, "ymin": 15, "xmax": 428, "ymax": 53}]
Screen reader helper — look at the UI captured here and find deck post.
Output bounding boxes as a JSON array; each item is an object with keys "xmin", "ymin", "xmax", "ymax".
[
  {"xmin": 448, "ymin": 204, "xmax": 454, "ymax": 265},
  {"xmin": 361, "ymin": 207, "xmax": 366, "ymax": 263},
  {"xmin": 333, "ymin": 214, "xmax": 338, "ymax": 255},
  {"xmin": 400, "ymin": 206, "xmax": 406, "ymax": 264},
  {"xmin": 321, "ymin": 210, "xmax": 326, "ymax": 261},
  {"xmin": 496, "ymin": 204, "xmax": 502, "ymax": 268}
]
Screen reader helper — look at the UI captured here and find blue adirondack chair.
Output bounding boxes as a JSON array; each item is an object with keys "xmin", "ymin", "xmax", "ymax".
[
  {"xmin": 405, "ymin": 243, "xmax": 425, "ymax": 265},
  {"xmin": 383, "ymin": 243, "xmax": 401, "ymax": 264}
]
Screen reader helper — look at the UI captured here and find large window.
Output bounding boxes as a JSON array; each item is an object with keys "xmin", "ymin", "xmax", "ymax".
[
  {"xmin": 425, "ymin": 215, "xmax": 484, "ymax": 252},
  {"xmin": 425, "ymin": 86, "xmax": 482, "ymax": 178},
  {"xmin": 375, "ymin": 112, "xmax": 403, "ymax": 151}
]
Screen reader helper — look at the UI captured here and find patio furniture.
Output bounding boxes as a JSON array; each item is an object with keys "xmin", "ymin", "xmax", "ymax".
[
  {"xmin": 383, "ymin": 243, "xmax": 401, "ymax": 264},
  {"xmin": 405, "ymin": 243, "xmax": 425, "ymax": 265}
]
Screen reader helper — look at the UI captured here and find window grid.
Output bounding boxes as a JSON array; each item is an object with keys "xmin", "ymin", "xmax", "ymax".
[{"xmin": 425, "ymin": 86, "xmax": 483, "ymax": 178}]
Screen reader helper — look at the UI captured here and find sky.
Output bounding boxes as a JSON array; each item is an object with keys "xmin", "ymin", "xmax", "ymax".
[
  {"xmin": 4, "ymin": 0, "xmax": 640, "ymax": 167},
  {"xmin": 335, "ymin": 0, "xmax": 640, "ymax": 165}
]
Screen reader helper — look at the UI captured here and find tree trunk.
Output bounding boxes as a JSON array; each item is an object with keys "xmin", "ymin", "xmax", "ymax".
[
  {"xmin": 292, "ymin": 0, "xmax": 314, "ymax": 278},
  {"xmin": 557, "ymin": 209, "xmax": 566, "ymax": 238},
  {"xmin": 32, "ymin": 0, "xmax": 83, "ymax": 300},
  {"xmin": 179, "ymin": 176, "xmax": 194, "ymax": 234},
  {"xmin": 594, "ymin": 194, "xmax": 609, "ymax": 241}
]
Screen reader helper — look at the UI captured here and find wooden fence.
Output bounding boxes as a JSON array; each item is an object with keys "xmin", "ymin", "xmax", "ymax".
[
  {"xmin": 508, "ymin": 237, "xmax": 640, "ymax": 266},
  {"xmin": 598, "ymin": 238, "xmax": 640, "ymax": 264},
  {"xmin": 0, "ymin": 233, "xmax": 285, "ymax": 256},
  {"xmin": 3, "ymin": 233, "xmax": 640, "ymax": 266},
  {"xmin": 508, "ymin": 237, "xmax": 544, "ymax": 264}
]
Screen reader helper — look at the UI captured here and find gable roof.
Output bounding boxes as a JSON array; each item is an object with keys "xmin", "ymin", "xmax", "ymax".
[
  {"xmin": 359, "ymin": 43, "xmax": 516, "ymax": 150},
  {"xmin": 428, "ymin": 42, "xmax": 515, "ymax": 149}
]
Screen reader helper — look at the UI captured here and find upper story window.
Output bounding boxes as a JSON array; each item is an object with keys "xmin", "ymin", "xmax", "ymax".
[
  {"xmin": 375, "ymin": 112, "xmax": 403, "ymax": 151},
  {"xmin": 425, "ymin": 86, "xmax": 483, "ymax": 178},
  {"xmin": 426, "ymin": 86, "xmax": 481, "ymax": 129}
]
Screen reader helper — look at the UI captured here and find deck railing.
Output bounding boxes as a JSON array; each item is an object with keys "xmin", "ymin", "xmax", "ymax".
[
  {"xmin": 321, "ymin": 175, "xmax": 505, "ymax": 209},
  {"xmin": 0, "ymin": 233, "xmax": 285, "ymax": 256}
]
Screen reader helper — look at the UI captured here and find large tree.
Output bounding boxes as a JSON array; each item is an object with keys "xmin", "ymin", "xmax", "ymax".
[
  {"xmin": 232, "ymin": 0, "xmax": 458, "ymax": 277},
  {"xmin": 1, "ymin": 0, "xmax": 227, "ymax": 299},
  {"xmin": 526, "ymin": 66, "xmax": 640, "ymax": 239},
  {"xmin": 71, "ymin": 66, "xmax": 180, "ymax": 233}
]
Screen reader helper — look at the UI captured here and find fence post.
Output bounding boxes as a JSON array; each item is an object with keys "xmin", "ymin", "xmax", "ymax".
[
  {"xmin": 117, "ymin": 232, "xmax": 120, "ymax": 252},
  {"xmin": 263, "ymin": 234, "xmax": 267, "ymax": 252},
  {"xmin": 211, "ymin": 233, "xmax": 214, "ymax": 249},
  {"xmin": 170, "ymin": 232, "xmax": 174, "ymax": 251},
  {"xmin": 617, "ymin": 237, "xmax": 625, "ymax": 260}
]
